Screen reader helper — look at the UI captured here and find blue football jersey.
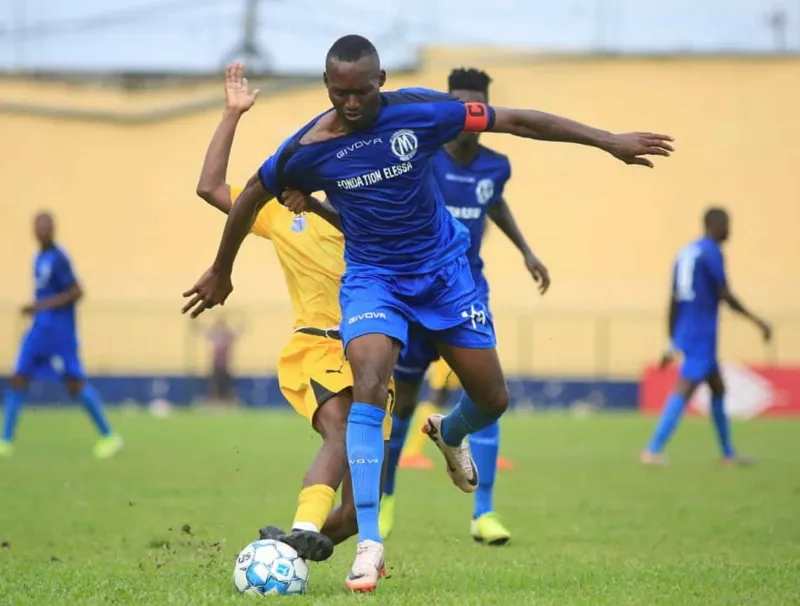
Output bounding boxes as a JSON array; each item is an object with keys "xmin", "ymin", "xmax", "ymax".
[
  {"xmin": 432, "ymin": 146, "xmax": 511, "ymax": 297},
  {"xmin": 258, "ymin": 88, "xmax": 496, "ymax": 274},
  {"xmin": 672, "ymin": 237, "xmax": 727, "ymax": 353},
  {"xmin": 33, "ymin": 246, "xmax": 77, "ymax": 331}
]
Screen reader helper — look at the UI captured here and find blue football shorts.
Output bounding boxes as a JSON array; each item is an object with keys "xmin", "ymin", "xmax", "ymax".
[
  {"xmin": 339, "ymin": 255, "xmax": 495, "ymax": 370},
  {"xmin": 675, "ymin": 340, "xmax": 719, "ymax": 383},
  {"xmin": 393, "ymin": 287, "xmax": 492, "ymax": 383},
  {"xmin": 15, "ymin": 326, "xmax": 85, "ymax": 380}
]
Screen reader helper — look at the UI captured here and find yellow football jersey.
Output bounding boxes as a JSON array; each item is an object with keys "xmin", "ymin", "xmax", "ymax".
[{"xmin": 231, "ymin": 186, "xmax": 344, "ymax": 330}]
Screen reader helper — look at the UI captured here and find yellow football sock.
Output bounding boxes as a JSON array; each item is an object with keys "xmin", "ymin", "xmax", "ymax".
[
  {"xmin": 292, "ymin": 484, "xmax": 336, "ymax": 532},
  {"xmin": 402, "ymin": 401, "xmax": 438, "ymax": 457}
]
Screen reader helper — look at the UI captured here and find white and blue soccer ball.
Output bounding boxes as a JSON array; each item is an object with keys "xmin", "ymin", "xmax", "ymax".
[{"xmin": 233, "ymin": 539, "xmax": 309, "ymax": 596}]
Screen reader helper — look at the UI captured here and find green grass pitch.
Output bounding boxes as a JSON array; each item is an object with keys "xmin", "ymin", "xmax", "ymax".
[{"xmin": 0, "ymin": 409, "xmax": 798, "ymax": 605}]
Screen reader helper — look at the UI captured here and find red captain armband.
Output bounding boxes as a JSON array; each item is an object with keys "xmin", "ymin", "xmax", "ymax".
[{"xmin": 463, "ymin": 102, "xmax": 495, "ymax": 132}]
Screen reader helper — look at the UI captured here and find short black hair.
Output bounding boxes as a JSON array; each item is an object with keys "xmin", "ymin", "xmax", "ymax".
[
  {"xmin": 326, "ymin": 35, "xmax": 378, "ymax": 63},
  {"xmin": 448, "ymin": 68, "xmax": 492, "ymax": 95},
  {"xmin": 703, "ymin": 206, "xmax": 728, "ymax": 229}
]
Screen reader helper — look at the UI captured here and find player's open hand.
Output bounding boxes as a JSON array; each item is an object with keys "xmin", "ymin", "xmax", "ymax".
[
  {"xmin": 225, "ymin": 62, "xmax": 260, "ymax": 114},
  {"xmin": 524, "ymin": 252, "xmax": 551, "ymax": 295},
  {"xmin": 181, "ymin": 267, "xmax": 233, "ymax": 319},
  {"xmin": 605, "ymin": 132, "xmax": 674, "ymax": 167}
]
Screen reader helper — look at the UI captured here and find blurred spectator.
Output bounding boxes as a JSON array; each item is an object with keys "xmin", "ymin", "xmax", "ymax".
[{"xmin": 195, "ymin": 316, "xmax": 244, "ymax": 406}]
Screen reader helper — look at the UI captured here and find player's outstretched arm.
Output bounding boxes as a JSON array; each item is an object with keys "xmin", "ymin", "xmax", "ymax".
[
  {"xmin": 213, "ymin": 174, "xmax": 273, "ymax": 272},
  {"xmin": 490, "ymin": 108, "xmax": 674, "ymax": 168},
  {"xmin": 196, "ymin": 62, "xmax": 260, "ymax": 213},
  {"xmin": 719, "ymin": 287, "xmax": 772, "ymax": 342},
  {"xmin": 487, "ymin": 198, "xmax": 550, "ymax": 294},
  {"xmin": 182, "ymin": 175, "xmax": 274, "ymax": 319}
]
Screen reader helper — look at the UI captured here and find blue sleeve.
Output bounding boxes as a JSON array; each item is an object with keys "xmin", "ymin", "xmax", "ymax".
[
  {"xmin": 258, "ymin": 153, "xmax": 280, "ymax": 195},
  {"xmin": 56, "ymin": 251, "xmax": 77, "ymax": 289},
  {"xmin": 705, "ymin": 247, "xmax": 727, "ymax": 289},
  {"xmin": 385, "ymin": 88, "xmax": 495, "ymax": 146},
  {"xmin": 429, "ymin": 99, "xmax": 469, "ymax": 145},
  {"xmin": 257, "ymin": 131, "xmax": 306, "ymax": 195}
]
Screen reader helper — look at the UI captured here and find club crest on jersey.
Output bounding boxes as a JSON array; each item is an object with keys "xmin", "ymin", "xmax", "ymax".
[
  {"xmin": 475, "ymin": 178, "xmax": 495, "ymax": 205},
  {"xmin": 291, "ymin": 214, "xmax": 307, "ymax": 233},
  {"xmin": 390, "ymin": 129, "xmax": 418, "ymax": 161}
]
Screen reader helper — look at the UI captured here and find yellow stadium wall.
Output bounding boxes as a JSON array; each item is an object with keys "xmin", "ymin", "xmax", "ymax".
[{"xmin": 1, "ymin": 57, "xmax": 798, "ymax": 377}]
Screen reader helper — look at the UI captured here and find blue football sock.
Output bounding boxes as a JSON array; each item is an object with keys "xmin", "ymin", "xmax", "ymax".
[
  {"xmin": 347, "ymin": 402, "xmax": 386, "ymax": 544},
  {"xmin": 384, "ymin": 415, "xmax": 410, "ymax": 496},
  {"xmin": 2, "ymin": 388, "xmax": 27, "ymax": 442},
  {"xmin": 710, "ymin": 395, "xmax": 734, "ymax": 458},
  {"xmin": 647, "ymin": 392, "xmax": 688, "ymax": 454},
  {"xmin": 440, "ymin": 392, "xmax": 499, "ymax": 447},
  {"xmin": 470, "ymin": 421, "xmax": 499, "ymax": 518},
  {"xmin": 77, "ymin": 384, "xmax": 112, "ymax": 437}
]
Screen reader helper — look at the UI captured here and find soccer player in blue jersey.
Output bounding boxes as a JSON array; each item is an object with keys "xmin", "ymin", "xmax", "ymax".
[
  {"xmin": 182, "ymin": 35, "xmax": 673, "ymax": 591},
  {"xmin": 642, "ymin": 208, "xmax": 771, "ymax": 466},
  {"xmin": 1, "ymin": 213, "xmax": 123, "ymax": 458},
  {"xmin": 379, "ymin": 67, "xmax": 550, "ymax": 546}
]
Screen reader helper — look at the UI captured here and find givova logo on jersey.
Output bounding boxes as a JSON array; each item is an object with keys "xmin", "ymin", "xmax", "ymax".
[
  {"xmin": 390, "ymin": 129, "xmax": 418, "ymax": 161},
  {"xmin": 475, "ymin": 178, "xmax": 495, "ymax": 205}
]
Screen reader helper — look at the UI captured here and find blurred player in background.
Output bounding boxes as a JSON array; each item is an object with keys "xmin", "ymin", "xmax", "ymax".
[
  {"xmin": 379, "ymin": 68, "xmax": 551, "ymax": 546},
  {"xmin": 183, "ymin": 35, "xmax": 672, "ymax": 591},
  {"xmin": 642, "ymin": 208, "xmax": 772, "ymax": 466},
  {"xmin": 1, "ymin": 213, "xmax": 123, "ymax": 458},
  {"xmin": 194, "ymin": 63, "xmax": 393, "ymax": 563},
  {"xmin": 194, "ymin": 315, "xmax": 243, "ymax": 405}
]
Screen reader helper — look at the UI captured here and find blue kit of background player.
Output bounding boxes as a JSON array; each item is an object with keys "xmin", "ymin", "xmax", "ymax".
[
  {"xmin": 642, "ymin": 208, "xmax": 771, "ymax": 465},
  {"xmin": 381, "ymin": 67, "xmax": 551, "ymax": 546},
  {"xmin": 1, "ymin": 212, "xmax": 123, "ymax": 458}
]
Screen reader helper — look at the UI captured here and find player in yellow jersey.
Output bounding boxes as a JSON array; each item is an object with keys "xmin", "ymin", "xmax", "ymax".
[
  {"xmin": 192, "ymin": 63, "xmax": 392, "ymax": 563},
  {"xmin": 398, "ymin": 358, "xmax": 516, "ymax": 470}
]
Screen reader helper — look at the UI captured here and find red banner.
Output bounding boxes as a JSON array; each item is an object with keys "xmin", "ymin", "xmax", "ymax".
[{"xmin": 640, "ymin": 363, "xmax": 800, "ymax": 418}]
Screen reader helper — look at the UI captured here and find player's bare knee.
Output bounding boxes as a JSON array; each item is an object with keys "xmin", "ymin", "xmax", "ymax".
[
  {"xmin": 491, "ymin": 381, "xmax": 510, "ymax": 416},
  {"xmin": 352, "ymin": 371, "xmax": 389, "ymax": 409},
  {"xmin": 676, "ymin": 378, "xmax": 697, "ymax": 399},
  {"xmin": 315, "ymin": 415, "xmax": 347, "ymax": 445},
  {"xmin": 709, "ymin": 383, "xmax": 726, "ymax": 399},
  {"xmin": 391, "ymin": 380, "xmax": 419, "ymax": 420},
  {"xmin": 64, "ymin": 379, "xmax": 83, "ymax": 398},
  {"xmin": 391, "ymin": 397, "xmax": 415, "ymax": 421},
  {"xmin": 314, "ymin": 393, "xmax": 350, "ymax": 440},
  {"xmin": 477, "ymin": 380, "xmax": 509, "ymax": 417},
  {"xmin": 9, "ymin": 375, "xmax": 27, "ymax": 390}
]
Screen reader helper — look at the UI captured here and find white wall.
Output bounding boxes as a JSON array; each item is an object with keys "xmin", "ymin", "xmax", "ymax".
[{"xmin": 0, "ymin": 0, "xmax": 797, "ymax": 73}]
